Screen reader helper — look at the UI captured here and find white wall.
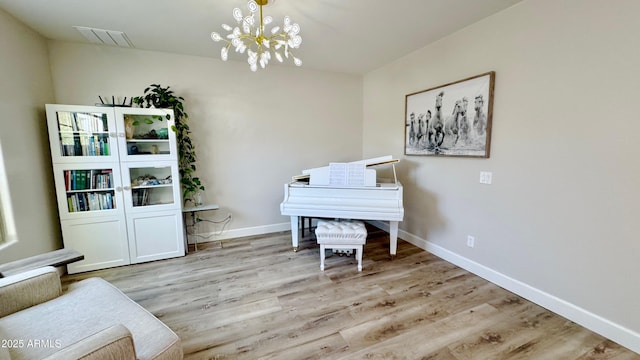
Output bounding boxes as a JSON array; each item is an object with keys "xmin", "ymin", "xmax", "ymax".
[
  {"xmin": 0, "ymin": 8, "xmax": 59, "ymax": 262},
  {"xmin": 48, "ymin": 42, "xmax": 363, "ymax": 238},
  {"xmin": 363, "ymin": 0, "xmax": 640, "ymax": 352}
]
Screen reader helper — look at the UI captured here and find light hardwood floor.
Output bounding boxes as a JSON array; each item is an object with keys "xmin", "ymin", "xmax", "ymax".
[{"xmin": 62, "ymin": 227, "xmax": 640, "ymax": 359}]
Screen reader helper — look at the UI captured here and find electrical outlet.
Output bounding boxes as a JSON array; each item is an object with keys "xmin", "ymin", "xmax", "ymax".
[
  {"xmin": 479, "ymin": 171, "xmax": 492, "ymax": 184},
  {"xmin": 467, "ymin": 235, "xmax": 475, "ymax": 248}
]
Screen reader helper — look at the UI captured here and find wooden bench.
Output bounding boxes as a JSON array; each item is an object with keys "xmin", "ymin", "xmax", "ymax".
[{"xmin": 0, "ymin": 248, "xmax": 84, "ymax": 278}]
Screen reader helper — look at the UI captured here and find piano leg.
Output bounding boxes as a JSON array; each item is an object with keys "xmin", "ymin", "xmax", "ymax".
[
  {"xmin": 290, "ymin": 216, "xmax": 300, "ymax": 252},
  {"xmin": 389, "ymin": 221, "xmax": 399, "ymax": 259}
]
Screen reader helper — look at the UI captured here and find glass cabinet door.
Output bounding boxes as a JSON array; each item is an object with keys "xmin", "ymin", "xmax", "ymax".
[
  {"xmin": 115, "ymin": 108, "xmax": 177, "ymax": 161},
  {"xmin": 46, "ymin": 105, "xmax": 118, "ymax": 163},
  {"xmin": 53, "ymin": 163, "xmax": 124, "ymax": 220},
  {"xmin": 121, "ymin": 162, "xmax": 181, "ymax": 212}
]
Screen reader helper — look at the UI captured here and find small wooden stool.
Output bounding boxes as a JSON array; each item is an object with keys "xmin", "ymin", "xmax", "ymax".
[{"xmin": 315, "ymin": 220, "xmax": 367, "ymax": 271}]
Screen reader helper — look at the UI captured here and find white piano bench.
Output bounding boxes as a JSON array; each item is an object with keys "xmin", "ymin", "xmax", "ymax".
[{"xmin": 315, "ymin": 220, "xmax": 367, "ymax": 271}]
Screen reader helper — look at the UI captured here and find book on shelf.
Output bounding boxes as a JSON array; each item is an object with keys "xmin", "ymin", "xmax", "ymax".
[
  {"xmin": 60, "ymin": 132, "xmax": 111, "ymax": 157},
  {"xmin": 57, "ymin": 111, "xmax": 108, "ymax": 135},
  {"xmin": 132, "ymin": 188, "xmax": 150, "ymax": 207},
  {"xmin": 77, "ymin": 193, "xmax": 86, "ymax": 210},
  {"xmin": 73, "ymin": 112, "xmax": 107, "ymax": 133},
  {"xmin": 84, "ymin": 171, "xmax": 90, "ymax": 190},
  {"xmin": 67, "ymin": 191, "xmax": 115, "ymax": 212},
  {"xmin": 57, "ymin": 112, "xmax": 76, "ymax": 132},
  {"xmin": 65, "ymin": 169, "xmax": 114, "ymax": 191}
]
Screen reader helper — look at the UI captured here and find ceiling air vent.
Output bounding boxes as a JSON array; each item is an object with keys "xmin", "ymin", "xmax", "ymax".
[{"xmin": 74, "ymin": 26, "xmax": 133, "ymax": 48}]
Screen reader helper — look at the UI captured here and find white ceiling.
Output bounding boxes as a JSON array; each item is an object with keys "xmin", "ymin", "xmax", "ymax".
[{"xmin": 0, "ymin": 0, "xmax": 522, "ymax": 75}]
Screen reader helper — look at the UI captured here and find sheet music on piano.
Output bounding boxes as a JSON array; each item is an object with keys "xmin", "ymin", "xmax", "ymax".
[
  {"xmin": 328, "ymin": 162, "xmax": 366, "ymax": 187},
  {"xmin": 297, "ymin": 155, "xmax": 400, "ymax": 187}
]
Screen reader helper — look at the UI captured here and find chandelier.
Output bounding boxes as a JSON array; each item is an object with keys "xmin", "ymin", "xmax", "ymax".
[{"xmin": 211, "ymin": 0, "xmax": 302, "ymax": 72}]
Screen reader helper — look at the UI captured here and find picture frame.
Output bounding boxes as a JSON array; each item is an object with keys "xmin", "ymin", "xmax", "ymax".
[{"xmin": 404, "ymin": 71, "xmax": 495, "ymax": 157}]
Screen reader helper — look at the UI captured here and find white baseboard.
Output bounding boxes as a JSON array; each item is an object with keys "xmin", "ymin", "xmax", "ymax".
[{"xmin": 367, "ymin": 220, "xmax": 640, "ymax": 354}]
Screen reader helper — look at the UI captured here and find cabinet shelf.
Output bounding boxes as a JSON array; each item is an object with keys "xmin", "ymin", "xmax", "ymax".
[
  {"xmin": 127, "ymin": 139, "xmax": 170, "ymax": 142},
  {"xmin": 60, "ymin": 130, "xmax": 110, "ymax": 134},
  {"xmin": 133, "ymin": 201, "xmax": 174, "ymax": 207},
  {"xmin": 132, "ymin": 184, "xmax": 173, "ymax": 190},
  {"xmin": 67, "ymin": 188, "xmax": 115, "ymax": 194}
]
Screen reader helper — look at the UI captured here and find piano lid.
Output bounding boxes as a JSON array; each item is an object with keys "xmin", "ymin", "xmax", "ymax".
[{"xmin": 293, "ymin": 156, "xmax": 399, "ymax": 187}]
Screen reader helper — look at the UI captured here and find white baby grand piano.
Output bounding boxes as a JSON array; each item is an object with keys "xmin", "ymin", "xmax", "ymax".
[{"xmin": 280, "ymin": 156, "xmax": 404, "ymax": 257}]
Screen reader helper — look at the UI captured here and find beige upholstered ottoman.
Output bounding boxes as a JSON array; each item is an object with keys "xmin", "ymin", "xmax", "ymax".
[{"xmin": 315, "ymin": 220, "xmax": 367, "ymax": 271}]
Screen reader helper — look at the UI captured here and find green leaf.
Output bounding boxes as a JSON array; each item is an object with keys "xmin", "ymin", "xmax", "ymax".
[{"xmin": 135, "ymin": 83, "xmax": 204, "ymax": 200}]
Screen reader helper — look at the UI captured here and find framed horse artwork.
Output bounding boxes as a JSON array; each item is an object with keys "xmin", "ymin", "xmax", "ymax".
[{"xmin": 404, "ymin": 71, "xmax": 495, "ymax": 158}]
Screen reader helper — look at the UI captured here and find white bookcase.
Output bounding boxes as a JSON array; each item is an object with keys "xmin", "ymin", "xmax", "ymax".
[{"xmin": 46, "ymin": 104, "xmax": 185, "ymax": 274}]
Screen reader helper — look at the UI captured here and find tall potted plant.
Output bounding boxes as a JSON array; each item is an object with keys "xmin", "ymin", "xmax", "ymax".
[{"xmin": 133, "ymin": 84, "xmax": 204, "ymax": 205}]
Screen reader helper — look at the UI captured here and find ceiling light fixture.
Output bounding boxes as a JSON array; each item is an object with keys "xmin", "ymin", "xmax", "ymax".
[{"xmin": 211, "ymin": 0, "xmax": 302, "ymax": 72}]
